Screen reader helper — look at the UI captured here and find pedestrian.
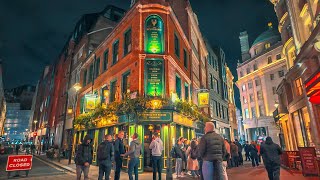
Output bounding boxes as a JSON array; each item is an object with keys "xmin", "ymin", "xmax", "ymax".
[
  {"xmin": 235, "ymin": 139, "xmax": 243, "ymax": 165},
  {"xmin": 149, "ymin": 132, "xmax": 163, "ymax": 180},
  {"xmin": 31, "ymin": 143, "xmax": 36, "ymax": 155},
  {"xmin": 75, "ymin": 135, "xmax": 93, "ymax": 180},
  {"xmin": 198, "ymin": 122, "xmax": 226, "ymax": 180},
  {"xmin": 186, "ymin": 140, "xmax": 199, "ymax": 178},
  {"xmin": 256, "ymin": 141, "xmax": 262, "ymax": 163},
  {"xmin": 182, "ymin": 138, "xmax": 189, "ymax": 174},
  {"xmin": 249, "ymin": 141, "xmax": 259, "ymax": 167},
  {"xmin": 197, "ymin": 138, "xmax": 204, "ymax": 180},
  {"xmin": 244, "ymin": 141, "xmax": 251, "ymax": 161},
  {"xmin": 223, "ymin": 139, "xmax": 230, "ymax": 180},
  {"xmin": 260, "ymin": 137, "xmax": 282, "ymax": 180},
  {"xmin": 114, "ymin": 131, "xmax": 125, "ymax": 180},
  {"xmin": 171, "ymin": 139, "xmax": 184, "ymax": 178},
  {"xmin": 15, "ymin": 144, "xmax": 20, "ymax": 155},
  {"xmin": 121, "ymin": 133, "xmax": 142, "ymax": 180},
  {"xmin": 97, "ymin": 134, "xmax": 114, "ymax": 180},
  {"xmin": 230, "ymin": 142, "xmax": 239, "ymax": 167}
]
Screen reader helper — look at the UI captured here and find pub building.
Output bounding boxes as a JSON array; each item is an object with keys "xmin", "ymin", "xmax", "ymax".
[{"xmin": 71, "ymin": 0, "xmax": 209, "ymax": 172}]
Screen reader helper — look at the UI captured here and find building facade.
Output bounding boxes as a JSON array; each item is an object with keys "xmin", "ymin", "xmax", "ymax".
[
  {"xmin": 0, "ymin": 60, "xmax": 6, "ymax": 136},
  {"xmin": 270, "ymin": 0, "xmax": 320, "ymax": 155},
  {"xmin": 226, "ymin": 66, "xmax": 238, "ymax": 141},
  {"xmin": 236, "ymin": 24, "xmax": 287, "ymax": 144}
]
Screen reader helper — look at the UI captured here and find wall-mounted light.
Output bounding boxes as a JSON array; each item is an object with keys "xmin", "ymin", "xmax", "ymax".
[{"xmin": 314, "ymin": 40, "xmax": 320, "ymax": 52}]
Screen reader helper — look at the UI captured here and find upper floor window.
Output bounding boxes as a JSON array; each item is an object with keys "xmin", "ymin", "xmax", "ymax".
[
  {"xmin": 278, "ymin": 70, "xmax": 285, "ymax": 77},
  {"xmin": 124, "ymin": 29, "xmax": 132, "ymax": 56},
  {"xmin": 246, "ymin": 68, "xmax": 251, "ymax": 74},
  {"xmin": 259, "ymin": 105, "xmax": 265, "ymax": 116},
  {"xmin": 265, "ymin": 43, "xmax": 271, "ymax": 49},
  {"xmin": 112, "ymin": 40, "xmax": 119, "ymax": 65},
  {"xmin": 272, "ymin": 87, "xmax": 277, "ymax": 94},
  {"xmin": 295, "ymin": 78, "xmax": 303, "ymax": 96},
  {"xmin": 184, "ymin": 49, "xmax": 188, "ymax": 69},
  {"xmin": 251, "ymin": 107, "xmax": 256, "ymax": 118},
  {"xmin": 243, "ymin": 97, "xmax": 247, "ymax": 104},
  {"xmin": 270, "ymin": 74, "xmax": 275, "ymax": 80},
  {"xmin": 242, "ymin": 84, "xmax": 246, "ymax": 92},
  {"xmin": 240, "ymin": 71, "xmax": 243, "ymax": 77},
  {"xmin": 257, "ymin": 91, "xmax": 263, "ymax": 100},
  {"xmin": 248, "ymin": 82, "xmax": 253, "ymax": 89},
  {"xmin": 94, "ymin": 57, "xmax": 100, "ymax": 79},
  {"xmin": 245, "ymin": 108, "xmax": 249, "ymax": 119},
  {"xmin": 185, "ymin": 83, "xmax": 189, "ymax": 101},
  {"xmin": 109, "ymin": 80, "xmax": 117, "ymax": 102},
  {"xmin": 174, "ymin": 33, "xmax": 180, "ymax": 58},
  {"xmin": 276, "ymin": 54, "xmax": 281, "ymax": 60},
  {"xmin": 249, "ymin": 94, "xmax": 254, "ymax": 102},
  {"xmin": 103, "ymin": 49, "xmax": 109, "ymax": 71},
  {"xmin": 176, "ymin": 75, "xmax": 182, "ymax": 99},
  {"xmin": 254, "ymin": 49, "xmax": 258, "ymax": 55},
  {"xmin": 88, "ymin": 63, "xmax": 94, "ymax": 83},
  {"xmin": 253, "ymin": 64, "xmax": 258, "ymax": 71},
  {"xmin": 268, "ymin": 56, "xmax": 272, "ymax": 64},
  {"xmin": 255, "ymin": 79, "xmax": 261, "ymax": 86},
  {"xmin": 122, "ymin": 72, "xmax": 130, "ymax": 95}
]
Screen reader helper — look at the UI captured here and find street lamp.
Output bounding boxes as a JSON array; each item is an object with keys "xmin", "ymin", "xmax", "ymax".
[{"xmin": 68, "ymin": 83, "xmax": 82, "ymax": 164}]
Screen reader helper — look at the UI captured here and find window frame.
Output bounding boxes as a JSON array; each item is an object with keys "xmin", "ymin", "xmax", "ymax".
[
  {"xmin": 174, "ymin": 33, "xmax": 180, "ymax": 58},
  {"xmin": 123, "ymin": 28, "xmax": 132, "ymax": 56},
  {"xmin": 112, "ymin": 39, "xmax": 120, "ymax": 65},
  {"xmin": 103, "ymin": 49, "xmax": 109, "ymax": 72}
]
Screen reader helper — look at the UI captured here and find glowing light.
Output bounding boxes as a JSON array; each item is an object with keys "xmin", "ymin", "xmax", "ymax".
[
  {"xmin": 67, "ymin": 108, "xmax": 73, "ymax": 114},
  {"xmin": 103, "ymin": 89, "xmax": 110, "ymax": 97},
  {"xmin": 151, "ymin": 99, "xmax": 162, "ymax": 109},
  {"xmin": 73, "ymin": 83, "xmax": 82, "ymax": 92}
]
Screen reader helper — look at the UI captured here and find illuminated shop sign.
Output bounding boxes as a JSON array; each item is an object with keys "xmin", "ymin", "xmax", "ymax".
[
  {"xmin": 140, "ymin": 110, "xmax": 171, "ymax": 121},
  {"xmin": 197, "ymin": 92, "xmax": 209, "ymax": 107},
  {"xmin": 145, "ymin": 59, "xmax": 164, "ymax": 97},
  {"xmin": 145, "ymin": 15, "xmax": 164, "ymax": 54},
  {"xmin": 85, "ymin": 94, "xmax": 98, "ymax": 111}
]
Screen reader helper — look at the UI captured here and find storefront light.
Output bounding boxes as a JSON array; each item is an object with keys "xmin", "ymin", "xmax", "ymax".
[{"xmin": 67, "ymin": 107, "xmax": 73, "ymax": 114}]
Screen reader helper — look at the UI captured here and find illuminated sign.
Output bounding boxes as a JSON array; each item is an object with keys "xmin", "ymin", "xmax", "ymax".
[
  {"xmin": 85, "ymin": 94, "xmax": 98, "ymax": 111},
  {"xmin": 145, "ymin": 15, "xmax": 164, "ymax": 54},
  {"xmin": 198, "ymin": 92, "xmax": 209, "ymax": 107},
  {"xmin": 140, "ymin": 111, "xmax": 171, "ymax": 121},
  {"xmin": 145, "ymin": 59, "xmax": 164, "ymax": 97},
  {"xmin": 173, "ymin": 113, "xmax": 194, "ymax": 127},
  {"xmin": 6, "ymin": 155, "xmax": 33, "ymax": 171}
]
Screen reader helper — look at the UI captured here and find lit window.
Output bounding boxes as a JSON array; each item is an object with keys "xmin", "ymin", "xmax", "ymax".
[
  {"xmin": 245, "ymin": 109, "xmax": 249, "ymax": 119},
  {"xmin": 122, "ymin": 72, "xmax": 130, "ymax": 95},
  {"xmin": 243, "ymin": 96, "xmax": 247, "ymax": 104},
  {"xmin": 242, "ymin": 84, "xmax": 246, "ymax": 92},
  {"xmin": 254, "ymin": 49, "xmax": 258, "ymax": 55},
  {"xmin": 268, "ymin": 56, "xmax": 272, "ymax": 64},
  {"xmin": 265, "ymin": 43, "xmax": 271, "ymax": 49},
  {"xmin": 295, "ymin": 78, "xmax": 303, "ymax": 96}
]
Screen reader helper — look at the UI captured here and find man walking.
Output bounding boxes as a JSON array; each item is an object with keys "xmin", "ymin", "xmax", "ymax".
[
  {"xmin": 235, "ymin": 139, "xmax": 243, "ymax": 165},
  {"xmin": 260, "ymin": 137, "xmax": 282, "ymax": 180},
  {"xmin": 149, "ymin": 133, "xmax": 163, "ymax": 180},
  {"xmin": 114, "ymin": 131, "xmax": 125, "ymax": 180},
  {"xmin": 199, "ymin": 122, "xmax": 226, "ymax": 180},
  {"xmin": 75, "ymin": 135, "xmax": 93, "ymax": 180},
  {"xmin": 97, "ymin": 134, "xmax": 114, "ymax": 180},
  {"xmin": 244, "ymin": 141, "xmax": 251, "ymax": 161},
  {"xmin": 122, "ymin": 133, "xmax": 142, "ymax": 180}
]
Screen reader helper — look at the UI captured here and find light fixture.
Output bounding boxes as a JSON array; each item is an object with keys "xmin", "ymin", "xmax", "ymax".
[
  {"xmin": 34, "ymin": 120, "xmax": 38, "ymax": 124},
  {"xmin": 103, "ymin": 87, "xmax": 110, "ymax": 97},
  {"xmin": 151, "ymin": 99, "xmax": 162, "ymax": 109},
  {"xmin": 314, "ymin": 40, "xmax": 320, "ymax": 52},
  {"xmin": 274, "ymin": 101, "xmax": 279, "ymax": 108},
  {"xmin": 73, "ymin": 83, "xmax": 82, "ymax": 92},
  {"xmin": 67, "ymin": 107, "xmax": 73, "ymax": 114}
]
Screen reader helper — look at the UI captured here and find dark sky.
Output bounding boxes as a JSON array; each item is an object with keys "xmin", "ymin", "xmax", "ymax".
[{"xmin": 0, "ymin": 0, "xmax": 277, "ymax": 108}]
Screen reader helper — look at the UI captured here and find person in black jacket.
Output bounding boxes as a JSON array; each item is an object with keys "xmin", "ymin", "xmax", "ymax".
[
  {"xmin": 248, "ymin": 141, "xmax": 259, "ymax": 167},
  {"xmin": 260, "ymin": 137, "xmax": 282, "ymax": 180},
  {"xmin": 75, "ymin": 135, "xmax": 93, "ymax": 180},
  {"xmin": 244, "ymin": 141, "xmax": 251, "ymax": 161},
  {"xmin": 114, "ymin": 131, "xmax": 125, "ymax": 180},
  {"xmin": 235, "ymin": 139, "xmax": 243, "ymax": 165},
  {"xmin": 97, "ymin": 134, "xmax": 114, "ymax": 180},
  {"xmin": 173, "ymin": 138, "xmax": 185, "ymax": 178}
]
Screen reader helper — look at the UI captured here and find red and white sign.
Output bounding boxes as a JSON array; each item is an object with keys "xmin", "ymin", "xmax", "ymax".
[{"xmin": 6, "ymin": 155, "xmax": 33, "ymax": 171}]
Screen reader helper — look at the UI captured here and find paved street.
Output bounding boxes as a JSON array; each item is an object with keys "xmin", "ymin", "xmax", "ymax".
[{"xmin": 0, "ymin": 153, "xmax": 68, "ymax": 180}]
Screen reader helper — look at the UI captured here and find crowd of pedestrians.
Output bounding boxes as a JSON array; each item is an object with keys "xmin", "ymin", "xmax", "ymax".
[{"xmin": 73, "ymin": 122, "xmax": 282, "ymax": 180}]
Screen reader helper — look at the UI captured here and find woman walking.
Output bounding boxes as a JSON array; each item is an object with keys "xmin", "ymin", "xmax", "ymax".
[{"xmin": 186, "ymin": 140, "xmax": 200, "ymax": 178}]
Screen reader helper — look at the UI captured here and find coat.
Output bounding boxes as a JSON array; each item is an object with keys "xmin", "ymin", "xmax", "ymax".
[
  {"xmin": 75, "ymin": 135, "xmax": 93, "ymax": 165},
  {"xmin": 198, "ymin": 131, "xmax": 226, "ymax": 162},
  {"xmin": 260, "ymin": 137, "xmax": 282, "ymax": 166},
  {"xmin": 230, "ymin": 143, "xmax": 239, "ymax": 157},
  {"xmin": 186, "ymin": 146, "xmax": 199, "ymax": 170}
]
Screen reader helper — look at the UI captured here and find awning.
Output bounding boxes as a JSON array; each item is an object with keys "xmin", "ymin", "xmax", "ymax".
[{"xmin": 305, "ymin": 68, "xmax": 320, "ymax": 104}]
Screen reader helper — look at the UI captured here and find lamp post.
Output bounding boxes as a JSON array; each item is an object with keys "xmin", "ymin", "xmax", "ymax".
[{"xmin": 68, "ymin": 83, "xmax": 82, "ymax": 165}]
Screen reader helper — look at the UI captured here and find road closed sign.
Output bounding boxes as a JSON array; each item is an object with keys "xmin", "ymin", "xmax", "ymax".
[{"xmin": 6, "ymin": 155, "xmax": 33, "ymax": 171}]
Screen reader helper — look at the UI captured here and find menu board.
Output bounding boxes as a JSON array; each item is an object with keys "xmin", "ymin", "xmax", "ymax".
[
  {"xmin": 145, "ymin": 15, "xmax": 164, "ymax": 54},
  {"xmin": 145, "ymin": 59, "xmax": 164, "ymax": 97},
  {"xmin": 280, "ymin": 151, "xmax": 299, "ymax": 168},
  {"xmin": 298, "ymin": 147, "xmax": 318, "ymax": 176}
]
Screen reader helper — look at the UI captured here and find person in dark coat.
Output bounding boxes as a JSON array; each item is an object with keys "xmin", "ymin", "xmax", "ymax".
[
  {"xmin": 244, "ymin": 141, "xmax": 251, "ymax": 161},
  {"xmin": 260, "ymin": 137, "xmax": 282, "ymax": 180},
  {"xmin": 173, "ymin": 138, "xmax": 185, "ymax": 178},
  {"xmin": 235, "ymin": 139, "xmax": 243, "ymax": 165},
  {"xmin": 230, "ymin": 142, "xmax": 239, "ymax": 167},
  {"xmin": 114, "ymin": 131, "xmax": 125, "ymax": 180},
  {"xmin": 248, "ymin": 141, "xmax": 259, "ymax": 167},
  {"xmin": 75, "ymin": 135, "xmax": 93, "ymax": 180},
  {"xmin": 97, "ymin": 134, "xmax": 114, "ymax": 180}
]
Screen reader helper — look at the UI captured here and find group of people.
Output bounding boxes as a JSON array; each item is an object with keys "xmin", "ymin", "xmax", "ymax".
[{"xmin": 74, "ymin": 122, "xmax": 283, "ymax": 180}]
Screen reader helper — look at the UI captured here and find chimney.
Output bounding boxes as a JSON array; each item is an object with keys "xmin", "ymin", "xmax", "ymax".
[{"xmin": 239, "ymin": 31, "xmax": 251, "ymax": 61}]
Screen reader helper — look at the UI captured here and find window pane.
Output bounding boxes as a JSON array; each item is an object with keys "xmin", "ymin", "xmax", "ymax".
[
  {"xmin": 174, "ymin": 34, "xmax": 180, "ymax": 58},
  {"xmin": 124, "ymin": 29, "xmax": 132, "ymax": 55},
  {"xmin": 103, "ymin": 50, "xmax": 109, "ymax": 71},
  {"xmin": 176, "ymin": 76, "xmax": 181, "ymax": 99},
  {"xmin": 113, "ymin": 40, "xmax": 119, "ymax": 64},
  {"xmin": 122, "ymin": 72, "xmax": 130, "ymax": 95},
  {"xmin": 184, "ymin": 49, "xmax": 188, "ymax": 68},
  {"xmin": 185, "ymin": 84, "xmax": 189, "ymax": 101}
]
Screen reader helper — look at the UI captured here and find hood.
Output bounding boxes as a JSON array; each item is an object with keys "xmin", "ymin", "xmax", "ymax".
[
  {"xmin": 265, "ymin": 137, "xmax": 273, "ymax": 145},
  {"xmin": 132, "ymin": 139, "xmax": 140, "ymax": 145},
  {"xmin": 82, "ymin": 134, "xmax": 92, "ymax": 144}
]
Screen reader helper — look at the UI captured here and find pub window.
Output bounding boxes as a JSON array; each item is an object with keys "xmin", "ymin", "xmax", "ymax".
[
  {"xmin": 210, "ymin": 74, "xmax": 214, "ymax": 89},
  {"xmin": 248, "ymin": 82, "xmax": 253, "ymax": 89},
  {"xmin": 249, "ymin": 94, "xmax": 254, "ymax": 102},
  {"xmin": 246, "ymin": 67, "xmax": 251, "ymax": 74},
  {"xmin": 242, "ymin": 84, "xmax": 246, "ymax": 92},
  {"xmin": 257, "ymin": 91, "xmax": 263, "ymax": 100},
  {"xmin": 251, "ymin": 107, "xmax": 256, "ymax": 118},
  {"xmin": 259, "ymin": 105, "xmax": 265, "ymax": 116},
  {"xmin": 124, "ymin": 28, "xmax": 132, "ymax": 56},
  {"xmin": 265, "ymin": 43, "xmax": 270, "ymax": 49},
  {"xmin": 83, "ymin": 69, "xmax": 87, "ymax": 87},
  {"xmin": 255, "ymin": 79, "xmax": 261, "ymax": 86},
  {"xmin": 122, "ymin": 72, "xmax": 130, "ymax": 96},
  {"xmin": 253, "ymin": 64, "xmax": 258, "ymax": 71},
  {"xmin": 112, "ymin": 40, "xmax": 119, "ymax": 65},
  {"xmin": 174, "ymin": 33, "xmax": 180, "ymax": 58},
  {"xmin": 184, "ymin": 49, "xmax": 188, "ymax": 68},
  {"xmin": 176, "ymin": 75, "xmax": 182, "ymax": 99},
  {"xmin": 94, "ymin": 57, "xmax": 100, "ymax": 79},
  {"xmin": 245, "ymin": 108, "xmax": 249, "ymax": 118},
  {"xmin": 184, "ymin": 83, "xmax": 189, "ymax": 101},
  {"xmin": 109, "ymin": 80, "xmax": 117, "ymax": 102},
  {"xmin": 243, "ymin": 96, "xmax": 247, "ymax": 104}
]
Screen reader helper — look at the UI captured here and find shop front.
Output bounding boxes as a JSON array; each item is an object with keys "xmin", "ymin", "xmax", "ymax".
[{"xmin": 72, "ymin": 109, "xmax": 196, "ymax": 172}]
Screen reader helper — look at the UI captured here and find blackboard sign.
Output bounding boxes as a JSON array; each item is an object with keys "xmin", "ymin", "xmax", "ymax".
[{"xmin": 298, "ymin": 147, "xmax": 318, "ymax": 176}]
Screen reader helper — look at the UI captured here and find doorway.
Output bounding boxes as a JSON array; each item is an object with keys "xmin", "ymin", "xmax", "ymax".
[{"xmin": 143, "ymin": 124, "xmax": 161, "ymax": 172}]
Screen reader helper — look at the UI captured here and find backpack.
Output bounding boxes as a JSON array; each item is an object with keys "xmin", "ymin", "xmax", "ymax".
[
  {"xmin": 190, "ymin": 148, "xmax": 198, "ymax": 160},
  {"xmin": 170, "ymin": 146, "xmax": 177, "ymax": 158},
  {"xmin": 97, "ymin": 142, "xmax": 109, "ymax": 161}
]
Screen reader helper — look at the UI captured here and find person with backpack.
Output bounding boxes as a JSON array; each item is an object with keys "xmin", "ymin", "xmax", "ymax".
[
  {"xmin": 97, "ymin": 134, "xmax": 114, "ymax": 180},
  {"xmin": 186, "ymin": 140, "xmax": 199, "ymax": 178},
  {"xmin": 75, "ymin": 135, "xmax": 93, "ymax": 180},
  {"xmin": 121, "ymin": 133, "xmax": 142, "ymax": 180},
  {"xmin": 114, "ymin": 131, "xmax": 125, "ymax": 180},
  {"xmin": 149, "ymin": 133, "xmax": 163, "ymax": 180},
  {"xmin": 171, "ymin": 138, "xmax": 184, "ymax": 178}
]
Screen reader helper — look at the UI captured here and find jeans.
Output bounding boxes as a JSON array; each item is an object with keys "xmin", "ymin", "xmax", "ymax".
[
  {"xmin": 152, "ymin": 156, "xmax": 162, "ymax": 180},
  {"xmin": 175, "ymin": 158, "xmax": 183, "ymax": 176},
  {"xmin": 238, "ymin": 152, "xmax": 243, "ymax": 164},
  {"xmin": 232, "ymin": 156, "xmax": 239, "ymax": 167},
  {"xmin": 198, "ymin": 159, "xmax": 203, "ymax": 180},
  {"xmin": 251, "ymin": 154, "xmax": 259, "ymax": 167},
  {"xmin": 191, "ymin": 170, "xmax": 199, "ymax": 176},
  {"xmin": 114, "ymin": 157, "xmax": 123, "ymax": 180},
  {"xmin": 98, "ymin": 161, "xmax": 112, "ymax": 180},
  {"xmin": 265, "ymin": 163, "xmax": 280, "ymax": 180},
  {"xmin": 128, "ymin": 157, "xmax": 139, "ymax": 180},
  {"xmin": 76, "ymin": 165, "xmax": 90, "ymax": 180},
  {"xmin": 202, "ymin": 161, "xmax": 224, "ymax": 180},
  {"xmin": 245, "ymin": 152, "xmax": 251, "ymax": 161}
]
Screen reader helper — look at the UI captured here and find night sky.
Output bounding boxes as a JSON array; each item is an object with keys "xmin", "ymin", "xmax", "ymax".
[{"xmin": 0, "ymin": 0, "xmax": 277, "ymax": 108}]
